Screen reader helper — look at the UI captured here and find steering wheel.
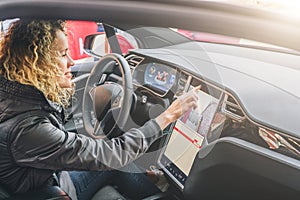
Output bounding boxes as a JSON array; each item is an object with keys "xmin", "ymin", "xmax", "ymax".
[{"xmin": 82, "ymin": 53, "xmax": 133, "ymax": 139}]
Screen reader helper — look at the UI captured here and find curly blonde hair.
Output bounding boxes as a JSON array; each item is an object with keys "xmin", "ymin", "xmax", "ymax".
[{"xmin": 0, "ymin": 19, "xmax": 73, "ymax": 107}]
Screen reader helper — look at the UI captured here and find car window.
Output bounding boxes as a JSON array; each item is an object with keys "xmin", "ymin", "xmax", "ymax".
[
  {"xmin": 173, "ymin": 28, "xmax": 297, "ymax": 54},
  {"xmin": 65, "ymin": 21, "xmax": 138, "ymax": 63},
  {"xmin": 202, "ymin": 0, "xmax": 300, "ymax": 15}
]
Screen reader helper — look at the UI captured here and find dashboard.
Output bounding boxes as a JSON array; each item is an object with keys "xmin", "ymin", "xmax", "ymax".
[
  {"xmin": 69, "ymin": 40, "xmax": 300, "ymax": 199},
  {"xmin": 128, "ymin": 52, "xmax": 239, "ymax": 190},
  {"xmin": 129, "ymin": 53, "xmax": 226, "ymax": 189},
  {"xmin": 128, "ymin": 42, "xmax": 300, "ymax": 139},
  {"xmin": 125, "ymin": 42, "xmax": 300, "ymax": 193}
]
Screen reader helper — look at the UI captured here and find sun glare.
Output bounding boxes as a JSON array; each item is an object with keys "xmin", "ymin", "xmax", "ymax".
[{"xmin": 223, "ymin": 0, "xmax": 300, "ymax": 17}]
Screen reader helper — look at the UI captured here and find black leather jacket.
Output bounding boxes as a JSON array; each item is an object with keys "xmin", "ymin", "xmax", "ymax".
[{"xmin": 0, "ymin": 76, "xmax": 163, "ymax": 193}]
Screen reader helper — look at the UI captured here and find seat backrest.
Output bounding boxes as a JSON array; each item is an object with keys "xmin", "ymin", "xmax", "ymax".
[{"xmin": 0, "ymin": 185, "xmax": 71, "ymax": 200}]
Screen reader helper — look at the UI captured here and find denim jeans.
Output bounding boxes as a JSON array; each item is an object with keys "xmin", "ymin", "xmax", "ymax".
[{"xmin": 68, "ymin": 163, "xmax": 161, "ymax": 200}]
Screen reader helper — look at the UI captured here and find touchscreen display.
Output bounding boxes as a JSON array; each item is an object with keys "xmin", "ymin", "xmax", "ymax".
[{"xmin": 158, "ymin": 84, "xmax": 221, "ymax": 189}]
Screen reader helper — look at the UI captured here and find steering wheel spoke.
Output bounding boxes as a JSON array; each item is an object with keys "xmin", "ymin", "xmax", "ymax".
[
  {"xmin": 92, "ymin": 121, "xmax": 106, "ymax": 139},
  {"xmin": 82, "ymin": 54, "xmax": 133, "ymax": 138}
]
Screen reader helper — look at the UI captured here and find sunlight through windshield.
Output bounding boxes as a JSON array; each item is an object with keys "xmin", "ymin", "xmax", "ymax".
[{"xmin": 215, "ymin": 0, "xmax": 300, "ymax": 16}]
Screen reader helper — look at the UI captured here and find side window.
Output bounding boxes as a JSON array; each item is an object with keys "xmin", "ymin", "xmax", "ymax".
[
  {"xmin": 66, "ymin": 20, "xmax": 138, "ymax": 64},
  {"xmin": 66, "ymin": 20, "xmax": 99, "ymax": 63}
]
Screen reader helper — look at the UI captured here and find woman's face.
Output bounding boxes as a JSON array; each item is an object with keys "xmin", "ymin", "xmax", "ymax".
[{"xmin": 55, "ymin": 29, "xmax": 74, "ymax": 88}]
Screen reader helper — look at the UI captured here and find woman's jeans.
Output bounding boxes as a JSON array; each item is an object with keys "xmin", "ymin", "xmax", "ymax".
[{"xmin": 68, "ymin": 163, "xmax": 161, "ymax": 200}]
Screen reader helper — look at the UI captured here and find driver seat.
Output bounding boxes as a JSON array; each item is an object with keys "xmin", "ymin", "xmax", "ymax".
[
  {"xmin": 0, "ymin": 184, "xmax": 70, "ymax": 200},
  {"xmin": 91, "ymin": 185, "xmax": 167, "ymax": 200}
]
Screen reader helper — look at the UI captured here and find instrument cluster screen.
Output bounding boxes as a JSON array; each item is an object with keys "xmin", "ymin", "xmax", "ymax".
[{"xmin": 143, "ymin": 62, "xmax": 177, "ymax": 94}]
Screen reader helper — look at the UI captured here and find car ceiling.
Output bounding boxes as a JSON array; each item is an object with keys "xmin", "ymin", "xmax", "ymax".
[{"xmin": 1, "ymin": 0, "xmax": 300, "ymax": 52}]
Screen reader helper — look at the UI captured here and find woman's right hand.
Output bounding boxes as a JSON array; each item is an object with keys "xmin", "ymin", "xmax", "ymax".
[{"xmin": 155, "ymin": 85, "xmax": 201, "ymax": 130}]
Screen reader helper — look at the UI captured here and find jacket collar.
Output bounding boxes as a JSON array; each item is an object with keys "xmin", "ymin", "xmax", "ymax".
[{"xmin": 0, "ymin": 75, "xmax": 62, "ymax": 113}]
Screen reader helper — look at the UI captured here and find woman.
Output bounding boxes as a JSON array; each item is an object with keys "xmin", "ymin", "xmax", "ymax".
[{"xmin": 0, "ymin": 19, "xmax": 199, "ymax": 200}]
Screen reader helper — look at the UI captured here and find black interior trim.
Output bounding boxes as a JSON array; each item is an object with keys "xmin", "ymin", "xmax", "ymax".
[
  {"xmin": 0, "ymin": 186, "xmax": 70, "ymax": 200},
  {"xmin": 184, "ymin": 137, "xmax": 300, "ymax": 200}
]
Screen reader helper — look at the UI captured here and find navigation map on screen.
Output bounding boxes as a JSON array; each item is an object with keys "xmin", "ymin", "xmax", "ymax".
[
  {"xmin": 164, "ymin": 89, "xmax": 218, "ymax": 175},
  {"xmin": 159, "ymin": 85, "xmax": 221, "ymax": 189}
]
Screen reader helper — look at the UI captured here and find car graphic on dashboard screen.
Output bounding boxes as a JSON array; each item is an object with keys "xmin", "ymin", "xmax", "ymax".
[{"xmin": 144, "ymin": 62, "xmax": 176, "ymax": 93}]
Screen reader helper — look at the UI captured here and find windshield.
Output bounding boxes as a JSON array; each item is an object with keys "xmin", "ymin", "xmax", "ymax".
[
  {"xmin": 173, "ymin": 29, "xmax": 297, "ymax": 54},
  {"xmin": 206, "ymin": 0, "xmax": 300, "ymax": 16}
]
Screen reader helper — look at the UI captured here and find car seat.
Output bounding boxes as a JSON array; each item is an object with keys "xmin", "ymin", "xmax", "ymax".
[{"xmin": 0, "ymin": 184, "xmax": 70, "ymax": 200}]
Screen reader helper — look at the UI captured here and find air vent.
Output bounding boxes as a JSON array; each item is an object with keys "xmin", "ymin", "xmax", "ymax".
[
  {"xmin": 223, "ymin": 94, "xmax": 245, "ymax": 122},
  {"xmin": 126, "ymin": 54, "xmax": 144, "ymax": 69}
]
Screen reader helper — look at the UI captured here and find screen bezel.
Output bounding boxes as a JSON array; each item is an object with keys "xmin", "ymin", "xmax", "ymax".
[{"xmin": 157, "ymin": 77, "xmax": 224, "ymax": 190}]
